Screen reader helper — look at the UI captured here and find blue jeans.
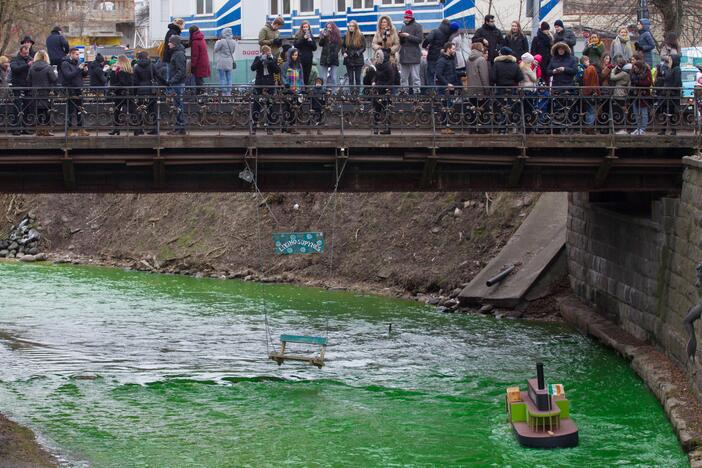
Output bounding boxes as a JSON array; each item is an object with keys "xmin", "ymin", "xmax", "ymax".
[
  {"xmin": 584, "ymin": 98, "xmax": 596, "ymax": 126},
  {"xmin": 217, "ymin": 69, "xmax": 232, "ymax": 95},
  {"xmin": 319, "ymin": 65, "xmax": 337, "ymax": 92},
  {"xmin": 633, "ymin": 101, "xmax": 649, "ymax": 132},
  {"xmin": 169, "ymin": 84, "xmax": 185, "ymax": 130}
]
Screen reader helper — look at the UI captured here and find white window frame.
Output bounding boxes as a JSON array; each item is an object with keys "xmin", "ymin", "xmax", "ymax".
[
  {"xmin": 271, "ymin": 0, "xmax": 292, "ymax": 15},
  {"xmin": 195, "ymin": 0, "xmax": 214, "ymax": 16},
  {"xmin": 297, "ymin": 0, "xmax": 315, "ymax": 16}
]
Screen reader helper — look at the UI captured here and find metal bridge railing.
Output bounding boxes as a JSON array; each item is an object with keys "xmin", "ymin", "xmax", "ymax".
[{"xmin": 0, "ymin": 85, "xmax": 699, "ymax": 139}]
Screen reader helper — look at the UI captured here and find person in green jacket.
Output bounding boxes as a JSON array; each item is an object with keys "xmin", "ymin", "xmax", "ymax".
[
  {"xmin": 583, "ymin": 33, "xmax": 605, "ymax": 70},
  {"xmin": 259, "ymin": 17, "xmax": 285, "ymax": 58}
]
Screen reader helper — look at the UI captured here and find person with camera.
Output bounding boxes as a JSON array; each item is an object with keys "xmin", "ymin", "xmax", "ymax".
[
  {"xmin": 107, "ymin": 55, "xmax": 135, "ymax": 136},
  {"xmin": 59, "ymin": 48, "xmax": 89, "ymax": 136},
  {"xmin": 372, "ymin": 16, "xmax": 400, "ymax": 64},
  {"xmin": 342, "ymin": 20, "xmax": 366, "ymax": 89},
  {"xmin": 251, "ymin": 45, "xmax": 280, "ymax": 135},
  {"xmin": 259, "ymin": 17, "xmax": 285, "ymax": 59},
  {"xmin": 293, "ymin": 21, "xmax": 317, "ymax": 86}
]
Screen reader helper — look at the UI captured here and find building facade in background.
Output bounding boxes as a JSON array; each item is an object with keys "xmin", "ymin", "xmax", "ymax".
[{"xmin": 148, "ymin": 0, "xmax": 564, "ymax": 44}]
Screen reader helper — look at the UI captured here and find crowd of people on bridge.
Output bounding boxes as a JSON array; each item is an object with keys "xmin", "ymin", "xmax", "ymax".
[{"xmin": 0, "ymin": 13, "xmax": 698, "ymax": 136}]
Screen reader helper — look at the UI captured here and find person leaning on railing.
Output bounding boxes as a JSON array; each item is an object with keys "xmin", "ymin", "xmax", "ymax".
[
  {"xmin": 133, "ymin": 51, "xmax": 158, "ymax": 136},
  {"xmin": 166, "ymin": 35, "xmax": 187, "ymax": 135},
  {"xmin": 10, "ymin": 45, "xmax": 32, "ymax": 135},
  {"xmin": 251, "ymin": 45, "xmax": 280, "ymax": 135},
  {"xmin": 610, "ymin": 58, "xmax": 632, "ymax": 134},
  {"xmin": 435, "ymin": 42, "xmax": 461, "ymax": 134},
  {"xmin": 107, "ymin": 55, "xmax": 135, "ymax": 136},
  {"xmin": 28, "ymin": 50, "xmax": 57, "ymax": 137}
]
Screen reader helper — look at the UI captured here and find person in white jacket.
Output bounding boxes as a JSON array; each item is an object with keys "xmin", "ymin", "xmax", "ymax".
[
  {"xmin": 452, "ymin": 29, "xmax": 471, "ymax": 85},
  {"xmin": 214, "ymin": 28, "xmax": 237, "ymax": 96}
]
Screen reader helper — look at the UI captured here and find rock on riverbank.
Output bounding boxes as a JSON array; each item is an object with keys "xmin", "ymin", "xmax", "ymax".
[{"xmin": 0, "ymin": 213, "xmax": 44, "ymax": 261}]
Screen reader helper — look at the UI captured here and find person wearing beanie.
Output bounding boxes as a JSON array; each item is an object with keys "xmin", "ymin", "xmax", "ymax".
[
  {"xmin": 162, "ymin": 18, "xmax": 189, "ymax": 63},
  {"xmin": 422, "ymin": 19, "xmax": 453, "ymax": 87},
  {"xmin": 553, "ymin": 19, "xmax": 576, "ymax": 49},
  {"xmin": 473, "ymin": 14, "xmax": 505, "ymax": 63},
  {"xmin": 491, "ymin": 46, "xmax": 522, "ymax": 87},
  {"xmin": 46, "ymin": 25, "xmax": 70, "ymax": 66},
  {"xmin": 88, "ymin": 53, "xmax": 108, "ymax": 90},
  {"xmin": 505, "ymin": 21, "xmax": 528, "ymax": 61},
  {"xmin": 530, "ymin": 21, "xmax": 552, "ymax": 78},
  {"xmin": 399, "ymin": 9, "xmax": 423, "ymax": 93},
  {"xmin": 636, "ymin": 18, "xmax": 655, "ymax": 67},
  {"xmin": 166, "ymin": 33, "xmax": 187, "ymax": 135},
  {"xmin": 519, "ymin": 52, "xmax": 538, "ymax": 88}
]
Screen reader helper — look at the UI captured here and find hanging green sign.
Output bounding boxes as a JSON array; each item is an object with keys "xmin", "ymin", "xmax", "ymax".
[{"xmin": 273, "ymin": 232, "xmax": 325, "ymax": 255}]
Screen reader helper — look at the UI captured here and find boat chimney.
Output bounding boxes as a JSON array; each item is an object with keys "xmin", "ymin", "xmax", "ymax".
[{"xmin": 536, "ymin": 362, "xmax": 545, "ymax": 390}]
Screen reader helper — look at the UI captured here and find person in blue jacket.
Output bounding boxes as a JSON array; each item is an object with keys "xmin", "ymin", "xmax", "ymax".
[{"xmin": 636, "ymin": 19, "xmax": 656, "ymax": 67}]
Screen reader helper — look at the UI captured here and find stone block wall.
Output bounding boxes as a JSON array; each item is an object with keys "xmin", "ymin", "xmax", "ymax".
[{"xmin": 567, "ymin": 157, "xmax": 702, "ymax": 392}]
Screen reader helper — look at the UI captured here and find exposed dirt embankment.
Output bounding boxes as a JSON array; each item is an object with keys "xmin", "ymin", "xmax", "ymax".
[
  {"xmin": 0, "ymin": 412, "xmax": 57, "ymax": 467},
  {"xmin": 2, "ymin": 192, "xmax": 536, "ymax": 295}
]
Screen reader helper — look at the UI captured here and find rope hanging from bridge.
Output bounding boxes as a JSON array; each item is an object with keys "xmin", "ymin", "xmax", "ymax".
[{"xmin": 243, "ymin": 147, "xmax": 348, "ymax": 366}]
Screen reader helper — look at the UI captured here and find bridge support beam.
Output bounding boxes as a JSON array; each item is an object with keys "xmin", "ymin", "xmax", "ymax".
[
  {"xmin": 507, "ymin": 148, "xmax": 528, "ymax": 188},
  {"xmin": 420, "ymin": 148, "xmax": 439, "ymax": 189},
  {"xmin": 61, "ymin": 149, "xmax": 76, "ymax": 191},
  {"xmin": 153, "ymin": 147, "xmax": 166, "ymax": 190},
  {"xmin": 594, "ymin": 148, "xmax": 618, "ymax": 188}
]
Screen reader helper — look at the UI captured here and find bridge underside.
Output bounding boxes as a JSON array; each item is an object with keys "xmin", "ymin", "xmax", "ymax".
[{"xmin": 0, "ymin": 133, "xmax": 691, "ymax": 193}]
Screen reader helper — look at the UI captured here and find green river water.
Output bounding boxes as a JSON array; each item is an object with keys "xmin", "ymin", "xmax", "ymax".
[{"xmin": 0, "ymin": 262, "xmax": 687, "ymax": 467}]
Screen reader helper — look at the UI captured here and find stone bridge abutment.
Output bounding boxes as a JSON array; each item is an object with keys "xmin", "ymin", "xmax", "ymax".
[{"xmin": 567, "ymin": 157, "xmax": 702, "ymax": 394}]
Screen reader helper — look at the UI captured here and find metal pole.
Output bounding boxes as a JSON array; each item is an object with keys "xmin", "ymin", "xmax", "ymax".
[{"xmin": 531, "ymin": 0, "xmax": 540, "ymax": 40}]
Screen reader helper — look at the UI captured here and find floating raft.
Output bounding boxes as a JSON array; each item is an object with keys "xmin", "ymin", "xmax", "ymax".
[
  {"xmin": 506, "ymin": 364, "xmax": 579, "ymax": 449},
  {"xmin": 268, "ymin": 335, "xmax": 327, "ymax": 369}
]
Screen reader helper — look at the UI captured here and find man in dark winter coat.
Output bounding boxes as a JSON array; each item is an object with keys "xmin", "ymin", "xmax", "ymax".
[
  {"xmin": 163, "ymin": 19, "xmax": 189, "ymax": 63},
  {"xmin": 60, "ymin": 48, "xmax": 89, "ymax": 136},
  {"xmin": 20, "ymin": 36, "xmax": 36, "ymax": 60},
  {"xmin": 553, "ymin": 20, "xmax": 576, "ymax": 49},
  {"xmin": 166, "ymin": 35, "xmax": 187, "ymax": 135},
  {"xmin": 423, "ymin": 20, "xmax": 454, "ymax": 88},
  {"xmin": 251, "ymin": 45, "xmax": 280, "ymax": 134},
  {"xmin": 530, "ymin": 22, "xmax": 552, "ymax": 77},
  {"xmin": 88, "ymin": 54, "xmax": 108, "ymax": 90},
  {"xmin": 10, "ymin": 45, "xmax": 32, "ymax": 134},
  {"xmin": 473, "ymin": 15, "xmax": 504, "ymax": 64},
  {"xmin": 46, "ymin": 26, "xmax": 70, "ymax": 66},
  {"xmin": 399, "ymin": 10, "xmax": 423, "ymax": 93},
  {"xmin": 434, "ymin": 42, "xmax": 461, "ymax": 134},
  {"xmin": 10, "ymin": 46, "xmax": 32, "ymax": 88}
]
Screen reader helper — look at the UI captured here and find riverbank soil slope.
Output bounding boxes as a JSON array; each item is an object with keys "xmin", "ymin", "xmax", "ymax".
[
  {"xmin": 0, "ymin": 413, "xmax": 57, "ymax": 467},
  {"xmin": 1, "ymin": 192, "xmax": 536, "ymax": 294}
]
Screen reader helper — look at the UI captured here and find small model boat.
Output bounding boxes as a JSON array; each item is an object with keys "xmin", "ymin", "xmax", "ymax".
[{"xmin": 505, "ymin": 363, "xmax": 579, "ymax": 449}]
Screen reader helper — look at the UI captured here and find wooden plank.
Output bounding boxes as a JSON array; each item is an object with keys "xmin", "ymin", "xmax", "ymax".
[{"xmin": 280, "ymin": 335, "xmax": 328, "ymax": 345}]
